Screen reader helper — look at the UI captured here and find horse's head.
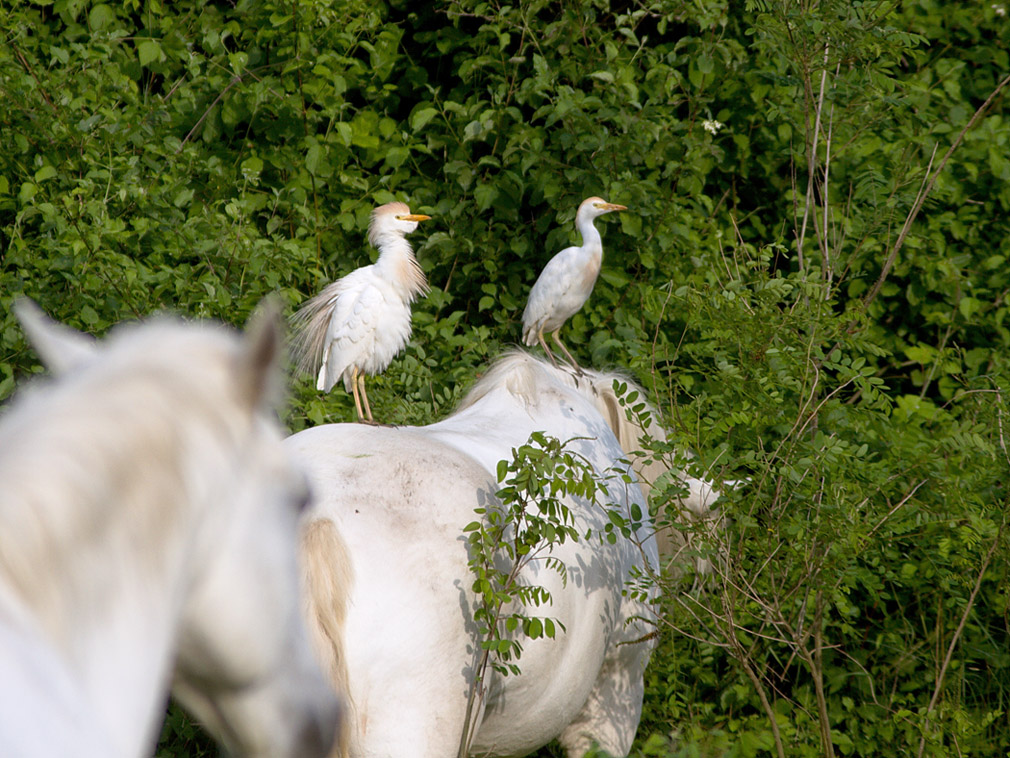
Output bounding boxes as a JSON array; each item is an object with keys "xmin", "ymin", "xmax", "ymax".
[
  {"xmin": 165, "ymin": 307, "xmax": 341, "ymax": 758},
  {"xmin": 578, "ymin": 367, "xmax": 727, "ymax": 577},
  {"xmin": 13, "ymin": 300, "xmax": 341, "ymax": 757}
]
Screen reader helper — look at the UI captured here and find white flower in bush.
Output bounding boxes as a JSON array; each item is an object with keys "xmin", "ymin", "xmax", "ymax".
[{"xmin": 703, "ymin": 119, "xmax": 724, "ymax": 135}]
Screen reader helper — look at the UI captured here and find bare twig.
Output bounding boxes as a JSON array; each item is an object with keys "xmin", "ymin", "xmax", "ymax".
[
  {"xmin": 864, "ymin": 479, "xmax": 927, "ymax": 542},
  {"xmin": 915, "ymin": 518, "xmax": 1006, "ymax": 758},
  {"xmin": 797, "ymin": 42, "xmax": 831, "ymax": 276},
  {"xmin": 820, "ymin": 62, "xmax": 841, "ymax": 295},
  {"xmin": 177, "ymin": 75, "xmax": 243, "ymax": 151},
  {"xmin": 863, "ymin": 72, "xmax": 1010, "ymax": 310},
  {"xmin": 12, "ymin": 43, "xmax": 55, "ymax": 110}
]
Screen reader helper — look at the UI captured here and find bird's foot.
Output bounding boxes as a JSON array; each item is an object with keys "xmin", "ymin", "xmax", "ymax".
[
  {"xmin": 355, "ymin": 418, "xmax": 401, "ymax": 428},
  {"xmin": 562, "ymin": 358, "xmax": 585, "ymax": 377}
]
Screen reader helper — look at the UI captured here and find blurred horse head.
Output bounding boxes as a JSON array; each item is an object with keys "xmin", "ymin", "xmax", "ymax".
[{"xmin": 0, "ymin": 301, "xmax": 341, "ymax": 757}]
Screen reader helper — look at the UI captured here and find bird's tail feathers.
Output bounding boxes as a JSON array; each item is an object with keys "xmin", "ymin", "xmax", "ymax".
[
  {"xmin": 520, "ymin": 322, "xmax": 539, "ymax": 347},
  {"xmin": 290, "ymin": 281, "xmax": 344, "ymax": 377}
]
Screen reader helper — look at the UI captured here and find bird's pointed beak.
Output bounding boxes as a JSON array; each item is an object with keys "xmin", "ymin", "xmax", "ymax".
[
  {"xmin": 602, "ymin": 203, "xmax": 627, "ymax": 212},
  {"xmin": 397, "ymin": 214, "xmax": 431, "ymax": 222}
]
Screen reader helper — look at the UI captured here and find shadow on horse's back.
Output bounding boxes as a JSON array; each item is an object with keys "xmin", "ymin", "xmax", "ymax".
[
  {"xmin": 0, "ymin": 301, "xmax": 341, "ymax": 758},
  {"xmin": 292, "ymin": 350, "xmax": 679, "ymax": 758}
]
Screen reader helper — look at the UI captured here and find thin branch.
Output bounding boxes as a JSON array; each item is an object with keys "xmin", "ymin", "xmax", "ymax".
[
  {"xmin": 821, "ymin": 62, "xmax": 840, "ymax": 295},
  {"xmin": 12, "ymin": 43, "xmax": 55, "ymax": 110},
  {"xmin": 863, "ymin": 71, "xmax": 1010, "ymax": 310},
  {"xmin": 864, "ymin": 479, "xmax": 927, "ymax": 542},
  {"xmin": 916, "ymin": 518, "xmax": 1006, "ymax": 758},
  {"xmin": 797, "ymin": 42, "xmax": 831, "ymax": 275},
  {"xmin": 177, "ymin": 75, "xmax": 243, "ymax": 151}
]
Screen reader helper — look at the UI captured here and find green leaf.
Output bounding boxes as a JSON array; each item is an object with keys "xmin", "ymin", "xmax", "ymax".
[
  {"xmin": 138, "ymin": 40, "xmax": 163, "ymax": 67},
  {"xmin": 79, "ymin": 305, "xmax": 99, "ymax": 326},
  {"xmin": 525, "ymin": 617, "xmax": 543, "ymax": 638},
  {"xmin": 958, "ymin": 296, "xmax": 984, "ymax": 320},
  {"xmin": 18, "ymin": 182, "xmax": 38, "ymax": 203},
  {"xmin": 383, "ymin": 146, "xmax": 410, "ymax": 169},
  {"xmin": 88, "ymin": 3, "xmax": 115, "ymax": 30},
  {"xmin": 474, "ymin": 184, "xmax": 498, "ymax": 212},
  {"xmin": 34, "ymin": 165, "xmax": 57, "ymax": 182},
  {"xmin": 305, "ymin": 142, "xmax": 329, "ymax": 176},
  {"xmin": 240, "ymin": 156, "xmax": 263, "ymax": 180},
  {"xmin": 410, "ymin": 107, "xmax": 438, "ymax": 131},
  {"xmin": 904, "ymin": 344, "xmax": 935, "ymax": 364}
]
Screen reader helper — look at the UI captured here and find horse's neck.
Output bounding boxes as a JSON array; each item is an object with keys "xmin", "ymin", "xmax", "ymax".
[
  {"xmin": 0, "ymin": 528, "xmax": 186, "ymax": 757},
  {"xmin": 0, "ymin": 582, "xmax": 119, "ymax": 756},
  {"xmin": 75, "ymin": 557, "xmax": 188, "ymax": 756},
  {"xmin": 0, "ymin": 426, "xmax": 212, "ymax": 757},
  {"xmin": 46, "ymin": 510, "xmax": 193, "ymax": 757}
]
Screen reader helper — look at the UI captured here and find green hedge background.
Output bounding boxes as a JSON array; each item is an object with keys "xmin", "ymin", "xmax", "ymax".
[{"xmin": 2, "ymin": 0, "xmax": 1009, "ymax": 755}]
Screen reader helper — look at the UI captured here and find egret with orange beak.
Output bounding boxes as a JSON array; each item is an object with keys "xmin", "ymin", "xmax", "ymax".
[
  {"xmin": 522, "ymin": 196, "xmax": 627, "ymax": 370},
  {"xmin": 293, "ymin": 202, "xmax": 431, "ymax": 423}
]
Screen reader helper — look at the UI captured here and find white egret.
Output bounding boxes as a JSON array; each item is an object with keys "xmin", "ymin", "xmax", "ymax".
[
  {"xmin": 293, "ymin": 201, "xmax": 431, "ymax": 423},
  {"xmin": 522, "ymin": 196, "xmax": 627, "ymax": 370}
]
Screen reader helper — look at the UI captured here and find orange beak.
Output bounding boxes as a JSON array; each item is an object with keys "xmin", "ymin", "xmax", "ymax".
[
  {"xmin": 595, "ymin": 202, "xmax": 627, "ymax": 212},
  {"xmin": 398, "ymin": 214, "xmax": 431, "ymax": 222}
]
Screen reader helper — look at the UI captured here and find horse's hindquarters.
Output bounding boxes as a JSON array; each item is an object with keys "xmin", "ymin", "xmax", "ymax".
[{"xmin": 290, "ymin": 425, "xmax": 497, "ymax": 758}]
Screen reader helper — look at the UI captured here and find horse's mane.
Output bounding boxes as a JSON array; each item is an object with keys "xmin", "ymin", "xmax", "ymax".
[
  {"xmin": 456, "ymin": 350, "xmax": 667, "ymax": 492},
  {"xmin": 0, "ymin": 320, "xmax": 258, "ymax": 624},
  {"xmin": 457, "ymin": 350, "xmax": 723, "ymax": 570},
  {"xmin": 455, "ymin": 349, "xmax": 555, "ymax": 412}
]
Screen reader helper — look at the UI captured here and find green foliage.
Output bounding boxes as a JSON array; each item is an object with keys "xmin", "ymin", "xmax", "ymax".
[
  {"xmin": 468, "ymin": 432, "xmax": 593, "ymax": 674},
  {"xmin": 2, "ymin": 0, "xmax": 1009, "ymax": 754},
  {"xmin": 636, "ymin": 244, "xmax": 1010, "ymax": 756},
  {"xmin": 154, "ymin": 702, "xmax": 216, "ymax": 758},
  {"xmin": 459, "ymin": 431, "xmax": 600, "ymax": 756}
]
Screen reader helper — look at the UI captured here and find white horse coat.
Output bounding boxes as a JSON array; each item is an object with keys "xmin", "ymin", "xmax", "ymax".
[
  {"xmin": 290, "ymin": 352, "xmax": 667, "ymax": 758},
  {"xmin": 0, "ymin": 302, "xmax": 341, "ymax": 757}
]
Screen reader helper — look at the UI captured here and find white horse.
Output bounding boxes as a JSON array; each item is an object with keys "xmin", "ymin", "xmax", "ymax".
[
  {"xmin": 0, "ymin": 301, "xmax": 341, "ymax": 758},
  {"xmin": 289, "ymin": 350, "xmax": 720, "ymax": 758}
]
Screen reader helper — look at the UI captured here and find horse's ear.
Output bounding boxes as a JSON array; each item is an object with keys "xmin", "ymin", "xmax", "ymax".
[
  {"xmin": 236, "ymin": 297, "xmax": 284, "ymax": 411},
  {"xmin": 14, "ymin": 298, "xmax": 98, "ymax": 376}
]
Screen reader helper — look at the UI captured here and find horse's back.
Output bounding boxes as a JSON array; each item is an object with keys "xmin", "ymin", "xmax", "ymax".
[{"xmin": 288, "ymin": 356, "xmax": 663, "ymax": 758}]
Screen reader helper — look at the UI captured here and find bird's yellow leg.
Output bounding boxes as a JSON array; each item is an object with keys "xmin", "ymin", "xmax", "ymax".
[
  {"xmin": 357, "ymin": 371, "xmax": 376, "ymax": 425},
  {"xmin": 349, "ymin": 366, "xmax": 366, "ymax": 423},
  {"xmin": 537, "ymin": 330, "xmax": 560, "ymax": 368},
  {"xmin": 552, "ymin": 330, "xmax": 583, "ymax": 374}
]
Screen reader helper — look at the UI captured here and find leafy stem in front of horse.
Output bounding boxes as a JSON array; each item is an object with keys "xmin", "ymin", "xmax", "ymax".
[{"xmin": 457, "ymin": 431, "xmax": 601, "ymax": 758}]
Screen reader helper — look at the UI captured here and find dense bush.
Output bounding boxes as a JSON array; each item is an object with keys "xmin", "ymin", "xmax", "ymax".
[{"xmin": 2, "ymin": 0, "xmax": 1008, "ymax": 755}]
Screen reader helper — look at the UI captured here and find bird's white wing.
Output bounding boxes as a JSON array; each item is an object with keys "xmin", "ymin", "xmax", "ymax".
[
  {"xmin": 522, "ymin": 245, "xmax": 587, "ymax": 342},
  {"xmin": 317, "ymin": 269, "xmax": 384, "ymax": 392}
]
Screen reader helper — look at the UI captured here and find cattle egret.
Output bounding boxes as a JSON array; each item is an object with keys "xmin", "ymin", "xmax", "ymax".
[
  {"xmin": 293, "ymin": 202, "xmax": 430, "ymax": 423},
  {"xmin": 522, "ymin": 196, "xmax": 627, "ymax": 370}
]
